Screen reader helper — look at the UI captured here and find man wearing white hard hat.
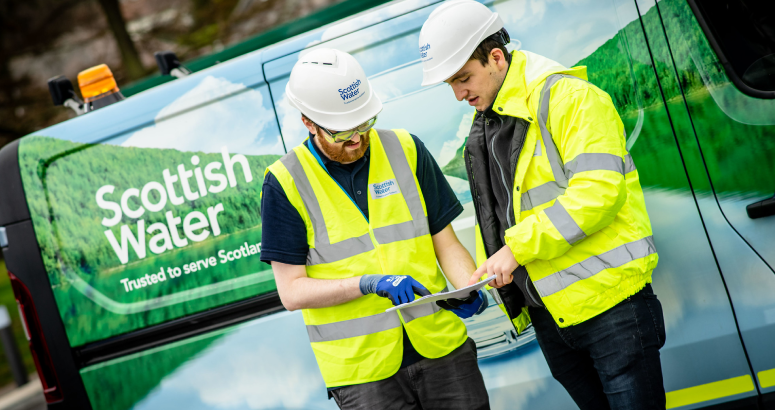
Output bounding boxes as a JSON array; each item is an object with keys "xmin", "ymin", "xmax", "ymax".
[
  {"xmin": 260, "ymin": 48, "xmax": 490, "ymax": 409},
  {"xmin": 419, "ymin": 1, "xmax": 666, "ymax": 409}
]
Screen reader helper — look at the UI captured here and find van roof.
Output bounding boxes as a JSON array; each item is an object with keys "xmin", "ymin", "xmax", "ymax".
[{"xmin": 30, "ymin": 0, "xmax": 442, "ymax": 144}]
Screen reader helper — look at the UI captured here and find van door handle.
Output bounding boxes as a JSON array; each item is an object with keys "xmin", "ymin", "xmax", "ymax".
[{"xmin": 746, "ymin": 195, "xmax": 775, "ymax": 219}]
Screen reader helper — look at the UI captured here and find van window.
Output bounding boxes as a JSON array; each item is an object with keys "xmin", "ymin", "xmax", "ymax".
[{"xmin": 690, "ymin": 0, "xmax": 775, "ymax": 95}]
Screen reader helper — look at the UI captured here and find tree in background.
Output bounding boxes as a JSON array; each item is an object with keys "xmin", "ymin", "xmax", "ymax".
[
  {"xmin": 0, "ymin": 0, "xmax": 84, "ymax": 145},
  {"xmin": 96, "ymin": 0, "xmax": 146, "ymax": 80},
  {"xmin": 0, "ymin": 0, "xmax": 345, "ymax": 150}
]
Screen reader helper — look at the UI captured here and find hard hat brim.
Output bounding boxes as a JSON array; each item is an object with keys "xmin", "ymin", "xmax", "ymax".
[
  {"xmin": 287, "ymin": 81, "xmax": 383, "ymax": 132},
  {"xmin": 420, "ymin": 13, "xmax": 504, "ymax": 86}
]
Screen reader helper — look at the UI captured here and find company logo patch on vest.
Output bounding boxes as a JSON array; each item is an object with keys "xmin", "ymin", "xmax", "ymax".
[{"xmin": 369, "ymin": 179, "xmax": 400, "ymax": 199}]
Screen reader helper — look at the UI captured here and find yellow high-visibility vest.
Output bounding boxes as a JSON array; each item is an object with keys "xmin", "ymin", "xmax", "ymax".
[
  {"xmin": 472, "ymin": 50, "xmax": 658, "ymax": 328},
  {"xmin": 267, "ymin": 128, "xmax": 468, "ymax": 387}
]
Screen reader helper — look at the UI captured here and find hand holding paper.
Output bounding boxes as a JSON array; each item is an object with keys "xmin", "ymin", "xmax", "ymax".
[
  {"xmin": 436, "ymin": 290, "xmax": 488, "ymax": 319},
  {"xmin": 385, "ymin": 275, "xmax": 496, "ymax": 313}
]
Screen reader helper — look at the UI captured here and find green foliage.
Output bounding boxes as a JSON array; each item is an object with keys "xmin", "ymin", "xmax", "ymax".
[
  {"xmin": 0, "ymin": 259, "xmax": 37, "ymax": 387},
  {"xmin": 574, "ymin": 0, "xmax": 725, "ymax": 114},
  {"xmin": 439, "ymin": 0, "xmax": 729, "ymax": 186},
  {"xmin": 440, "ymin": 137, "xmax": 468, "ymax": 180},
  {"xmin": 181, "ymin": 24, "xmax": 221, "ymax": 49},
  {"xmin": 19, "ymin": 136, "xmax": 280, "ymax": 346},
  {"xmin": 653, "ymin": 0, "xmax": 775, "ymax": 196}
]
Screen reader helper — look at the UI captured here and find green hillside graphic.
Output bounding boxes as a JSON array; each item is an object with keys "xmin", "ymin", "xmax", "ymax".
[
  {"xmin": 440, "ymin": 137, "xmax": 468, "ymax": 180},
  {"xmin": 438, "ymin": 0, "xmax": 728, "ymax": 188},
  {"xmin": 20, "ymin": 136, "xmax": 280, "ymax": 347}
]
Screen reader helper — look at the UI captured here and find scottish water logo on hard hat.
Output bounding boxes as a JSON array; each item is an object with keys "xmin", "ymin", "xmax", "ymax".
[
  {"xmin": 338, "ymin": 79, "xmax": 363, "ymax": 105},
  {"xmin": 419, "ymin": 43, "xmax": 432, "ymax": 61}
]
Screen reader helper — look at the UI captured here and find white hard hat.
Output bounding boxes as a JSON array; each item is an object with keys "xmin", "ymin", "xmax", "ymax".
[
  {"xmin": 285, "ymin": 48, "xmax": 382, "ymax": 131},
  {"xmin": 419, "ymin": 0, "xmax": 504, "ymax": 86}
]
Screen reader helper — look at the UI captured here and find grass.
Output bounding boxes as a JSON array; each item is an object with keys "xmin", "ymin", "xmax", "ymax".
[{"xmin": 0, "ymin": 258, "xmax": 37, "ymax": 387}]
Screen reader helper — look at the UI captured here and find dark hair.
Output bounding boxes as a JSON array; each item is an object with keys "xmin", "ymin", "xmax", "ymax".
[{"xmin": 470, "ymin": 28, "xmax": 511, "ymax": 66}]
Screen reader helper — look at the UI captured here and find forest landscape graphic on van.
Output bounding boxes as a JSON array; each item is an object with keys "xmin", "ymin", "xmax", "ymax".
[
  {"xmin": 437, "ymin": 0, "xmax": 773, "ymax": 199},
  {"xmin": 18, "ymin": 75, "xmax": 284, "ymax": 347},
  {"xmin": 19, "ymin": 136, "xmax": 279, "ymax": 346},
  {"xmin": 16, "ymin": 0, "xmax": 775, "ymax": 408}
]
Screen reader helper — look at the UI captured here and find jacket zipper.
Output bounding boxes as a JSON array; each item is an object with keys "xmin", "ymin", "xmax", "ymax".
[
  {"xmin": 489, "ymin": 116, "xmax": 513, "ymax": 227},
  {"xmin": 525, "ymin": 275, "xmax": 543, "ymax": 307},
  {"xmin": 510, "ymin": 120, "xmax": 529, "ymax": 220}
]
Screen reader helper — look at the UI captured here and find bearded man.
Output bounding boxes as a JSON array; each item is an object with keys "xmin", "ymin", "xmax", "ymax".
[{"xmin": 259, "ymin": 48, "xmax": 491, "ymax": 410}]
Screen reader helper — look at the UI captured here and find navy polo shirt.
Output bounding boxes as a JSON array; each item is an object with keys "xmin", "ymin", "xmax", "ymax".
[{"xmin": 260, "ymin": 133, "xmax": 463, "ymax": 381}]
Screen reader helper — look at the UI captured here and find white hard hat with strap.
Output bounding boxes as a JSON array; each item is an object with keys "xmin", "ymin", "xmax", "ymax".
[
  {"xmin": 419, "ymin": 0, "xmax": 505, "ymax": 86},
  {"xmin": 286, "ymin": 48, "xmax": 382, "ymax": 131}
]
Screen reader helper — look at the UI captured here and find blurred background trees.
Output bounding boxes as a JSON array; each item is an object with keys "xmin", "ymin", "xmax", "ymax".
[
  {"xmin": 0, "ymin": 0, "xmax": 345, "ymax": 389},
  {"xmin": 0, "ymin": 0, "xmax": 343, "ymax": 150}
]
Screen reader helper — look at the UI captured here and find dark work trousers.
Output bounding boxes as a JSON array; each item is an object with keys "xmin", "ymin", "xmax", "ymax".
[
  {"xmin": 529, "ymin": 284, "xmax": 667, "ymax": 410},
  {"xmin": 330, "ymin": 338, "xmax": 490, "ymax": 410}
]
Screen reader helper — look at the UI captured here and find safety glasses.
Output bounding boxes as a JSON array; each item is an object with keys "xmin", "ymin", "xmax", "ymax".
[{"xmin": 316, "ymin": 116, "xmax": 377, "ymax": 144}]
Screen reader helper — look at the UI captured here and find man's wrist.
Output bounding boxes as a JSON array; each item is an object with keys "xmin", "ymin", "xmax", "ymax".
[
  {"xmin": 359, "ymin": 274, "xmax": 384, "ymax": 295},
  {"xmin": 505, "ymin": 243, "xmax": 521, "ymax": 266},
  {"xmin": 503, "ymin": 234, "xmax": 523, "ymax": 266}
]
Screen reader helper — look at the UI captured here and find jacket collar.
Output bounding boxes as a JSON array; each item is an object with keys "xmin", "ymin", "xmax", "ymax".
[{"xmin": 492, "ymin": 51, "xmax": 588, "ymax": 122}]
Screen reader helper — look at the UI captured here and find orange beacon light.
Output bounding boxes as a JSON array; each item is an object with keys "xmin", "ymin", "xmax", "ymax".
[{"xmin": 77, "ymin": 64, "xmax": 125, "ymax": 112}]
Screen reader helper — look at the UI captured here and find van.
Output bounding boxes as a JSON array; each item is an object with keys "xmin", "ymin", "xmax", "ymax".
[{"xmin": 0, "ymin": 0, "xmax": 773, "ymax": 408}]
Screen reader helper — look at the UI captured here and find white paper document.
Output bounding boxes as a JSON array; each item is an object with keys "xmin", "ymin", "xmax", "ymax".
[{"xmin": 385, "ymin": 276, "xmax": 496, "ymax": 313}]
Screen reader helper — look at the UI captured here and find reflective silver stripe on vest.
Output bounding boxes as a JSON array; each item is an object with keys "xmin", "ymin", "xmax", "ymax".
[
  {"xmin": 564, "ymin": 153, "xmax": 624, "ymax": 179},
  {"xmin": 307, "ymin": 234, "xmax": 374, "ymax": 265},
  {"xmin": 533, "ymin": 236, "xmax": 656, "ymax": 297},
  {"xmin": 373, "ymin": 220, "xmax": 416, "ymax": 245},
  {"xmin": 401, "ymin": 301, "xmax": 442, "ymax": 323},
  {"xmin": 625, "ymin": 154, "xmax": 636, "ymax": 174},
  {"xmin": 544, "ymin": 200, "xmax": 586, "ymax": 245},
  {"xmin": 280, "ymin": 151, "xmax": 375, "ymax": 266},
  {"xmin": 307, "ymin": 310, "xmax": 401, "ymax": 343},
  {"xmin": 488, "ymin": 288, "xmax": 503, "ymax": 304},
  {"xmin": 521, "ymin": 180, "xmax": 567, "ymax": 212},
  {"xmin": 400, "ymin": 286, "xmax": 447, "ymax": 323},
  {"xmin": 375, "ymin": 129, "xmax": 431, "ymax": 243}
]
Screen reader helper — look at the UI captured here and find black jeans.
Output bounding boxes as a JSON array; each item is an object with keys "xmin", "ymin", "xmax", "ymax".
[
  {"xmin": 330, "ymin": 338, "xmax": 489, "ymax": 410},
  {"xmin": 529, "ymin": 284, "xmax": 667, "ymax": 410}
]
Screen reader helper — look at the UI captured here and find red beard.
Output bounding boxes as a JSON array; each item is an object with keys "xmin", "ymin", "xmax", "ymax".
[{"xmin": 315, "ymin": 130, "xmax": 370, "ymax": 163}]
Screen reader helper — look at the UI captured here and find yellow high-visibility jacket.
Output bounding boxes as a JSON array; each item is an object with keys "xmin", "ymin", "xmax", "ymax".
[
  {"xmin": 470, "ymin": 50, "xmax": 658, "ymax": 328},
  {"xmin": 268, "ymin": 129, "xmax": 468, "ymax": 387}
]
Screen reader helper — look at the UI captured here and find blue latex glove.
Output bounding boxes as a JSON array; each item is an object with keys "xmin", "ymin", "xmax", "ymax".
[
  {"xmin": 360, "ymin": 275, "xmax": 431, "ymax": 306},
  {"xmin": 436, "ymin": 290, "xmax": 488, "ymax": 319}
]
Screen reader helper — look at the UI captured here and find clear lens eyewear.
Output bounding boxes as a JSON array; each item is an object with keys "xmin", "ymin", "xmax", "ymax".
[{"xmin": 319, "ymin": 116, "xmax": 377, "ymax": 143}]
